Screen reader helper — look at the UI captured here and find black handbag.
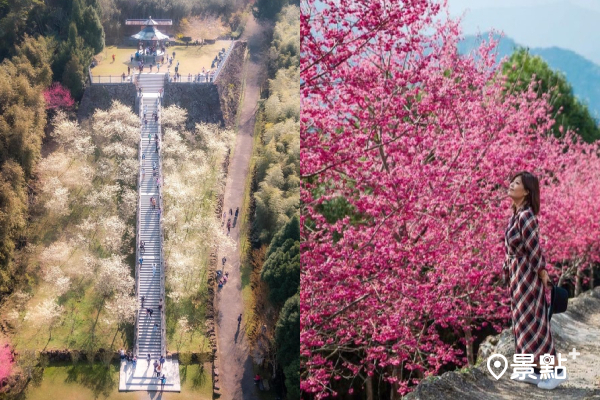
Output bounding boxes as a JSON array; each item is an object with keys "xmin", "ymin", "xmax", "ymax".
[{"xmin": 548, "ymin": 282, "xmax": 568, "ymax": 321}]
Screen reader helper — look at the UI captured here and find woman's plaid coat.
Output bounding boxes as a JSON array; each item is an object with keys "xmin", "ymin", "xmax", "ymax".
[{"xmin": 504, "ymin": 204, "xmax": 555, "ymax": 361}]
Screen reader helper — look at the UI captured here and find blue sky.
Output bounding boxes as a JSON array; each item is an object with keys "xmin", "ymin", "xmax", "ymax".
[{"xmin": 448, "ymin": 0, "xmax": 600, "ymax": 64}]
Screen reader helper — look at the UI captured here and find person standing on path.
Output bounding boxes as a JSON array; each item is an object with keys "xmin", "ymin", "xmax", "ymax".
[
  {"xmin": 159, "ymin": 355, "xmax": 165, "ymax": 368},
  {"xmin": 229, "ymin": 208, "xmax": 232, "ymax": 215},
  {"xmin": 222, "ymin": 256, "xmax": 226, "ymax": 267},
  {"xmin": 235, "ymin": 207, "xmax": 239, "ymax": 217},
  {"xmin": 160, "ymin": 374, "xmax": 167, "ymax": 390},
  {"xmin": 237, "ymin": 313, "xmax": 242, "ymax": 326},
  {"xmin": 226, "ymin": 219, "xmax": 231, "ymax": 234},
  {"xmin": 505, "ymin": 171, "xmax": 564, "ymax": 390}
]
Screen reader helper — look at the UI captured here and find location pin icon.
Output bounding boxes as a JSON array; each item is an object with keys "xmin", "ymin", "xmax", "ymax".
[{"xmin": 487, "ymin": 354, "xmax": 508, "ymax": 380}]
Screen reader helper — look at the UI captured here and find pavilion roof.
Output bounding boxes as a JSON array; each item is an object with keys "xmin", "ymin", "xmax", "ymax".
[
  {"xmin": 126, "ymin": 16, "xmax": 172, "ymax": 26},
  {"xmin": 131, "ymin": 26, "xmax": 170, "ymax": 40}
]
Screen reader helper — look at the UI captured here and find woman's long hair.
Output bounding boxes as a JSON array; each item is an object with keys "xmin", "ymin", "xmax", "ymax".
[{"xmin": 510, "ymin": 171, "xmax": 540, "ymax": 215}]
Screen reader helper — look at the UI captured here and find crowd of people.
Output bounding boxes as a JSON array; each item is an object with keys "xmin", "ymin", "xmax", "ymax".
[
  {"xmin": 113, "ymin": 43, "xmax": 232, "ymax": 85},
  {"xmin": 120, "ymin": 349, "xmax": 168, "ymax": 390}
]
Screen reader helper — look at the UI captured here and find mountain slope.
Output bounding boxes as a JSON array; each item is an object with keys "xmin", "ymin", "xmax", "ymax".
[{"xmin": 458, "ymin": 34, "xmax": 600, "ymax": 119}]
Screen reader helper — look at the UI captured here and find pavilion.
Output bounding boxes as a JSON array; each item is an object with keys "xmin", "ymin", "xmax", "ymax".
[{"xmin": 129, "ymin": 17, "xmax": 171, "ymax": 63}]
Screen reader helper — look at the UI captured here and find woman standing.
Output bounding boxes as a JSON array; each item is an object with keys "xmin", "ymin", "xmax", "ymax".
[{"xmin": 505, "ymin": 171, "xmax": 566, "ymax": 390}]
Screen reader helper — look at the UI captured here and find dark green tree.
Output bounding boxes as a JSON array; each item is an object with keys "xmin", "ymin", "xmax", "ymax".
[
  {"xmin": 266, "ymin": 215, "xmax": 299, "ymax": 257},
  {"xmin": 62, "ymin": 53, "xmax": 85, "ymax": 100},
  {"xmin": 71, "ymin": 0, "xmax": 83, "ymax": 28},
  {"xmin": 80, "ymin": 4, "xmax": 104, "ymax": 53},
  {"xmin": 283, "ymin": 358, "xmax": 300, "ymax": 400},
  {"xmin": 253, "ymin": 0, "xmax": 299, "ymax": 20},
  {"xmin": 275, "ymin": 293, "xmax": 299, "ymax": 368},
  {"xmin": 261, "ymin": 238, "xmax": 299, "ymax": 304},
  {"xmin": 502, "ymin": 48, "xmax": 600, "ymax": 143}
]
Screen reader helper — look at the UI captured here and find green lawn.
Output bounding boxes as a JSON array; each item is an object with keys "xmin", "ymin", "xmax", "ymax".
[
  {"xmin": 21, "ymin": 362, "xmax": 212, "ymax": 400},
  {"xmin": 91, "ymin": 42, "xmax": 233, "ymax": 78}
]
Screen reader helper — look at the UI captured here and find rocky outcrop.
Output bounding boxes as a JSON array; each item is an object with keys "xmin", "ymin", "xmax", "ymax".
[{"xmin": 406, "ymin": 287, "xmax": 600, "ymax": 399}]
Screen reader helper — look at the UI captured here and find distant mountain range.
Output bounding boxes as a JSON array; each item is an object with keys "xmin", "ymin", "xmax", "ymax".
[{"xmin": 458, "ymin": 34, "xmax": 600, "ymax": 119}]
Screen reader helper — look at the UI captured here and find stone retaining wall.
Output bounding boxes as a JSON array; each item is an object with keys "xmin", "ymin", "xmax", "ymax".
[
  {"xmin": 162, "ymin": 83, "xmax": 224, "ymax": 129},
  {"xmin": 215, "ymin": 41, "xmax": 248, "ymax": 128},
  {"xmin": 78, "ymin": 83, "xmax": 137, "ymax": 122}
]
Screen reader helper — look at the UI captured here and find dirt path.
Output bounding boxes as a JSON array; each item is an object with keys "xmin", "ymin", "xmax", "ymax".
[
  {"xmin": 407, "ymin": 287, "xmax": 600, "ymax": 399},
  {"xmin": 214, "ymin": 15, "xmax": 271, "ymax": 400}
]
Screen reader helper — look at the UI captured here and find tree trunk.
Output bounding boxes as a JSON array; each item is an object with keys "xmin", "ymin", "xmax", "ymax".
[
  {"xmin": 591, "ymin": 265, "xmax": 596, "ymax": 290},
  {"xmin": 390, "ymin": 366, "xmax": 399, "ymax": 400},
  {"xmin": 366, "ymin": 374, "xmax": 374, "ymax": 400},
  {"xmin": 575, "ymin": 265, "xmax": 582, "ymax": 296},
  {"xmin": 464, "ymin": 320, "xmax": 475, "ymax": 366}
]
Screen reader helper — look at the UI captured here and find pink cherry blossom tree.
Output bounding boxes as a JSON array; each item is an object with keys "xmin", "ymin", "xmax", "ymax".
[
  {"xmin": 43, "ymin": 82, "xmax": 75, "ymax": 110},
  {"xmin": 301, "ymin": 0, "xmax": 600, "ymax": 397},
  {"xmin": 0, "ymin": 341, "xmax": 13, "ymax": 385}
]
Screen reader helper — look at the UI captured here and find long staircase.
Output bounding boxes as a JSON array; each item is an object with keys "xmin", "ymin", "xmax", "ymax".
[
  {"xmin": 120, "ymin": 72, "xmax": 180, "ymax": 392},
  {"xmin": 136, "ymin": 73, "xmax": 165, "ymax": 359}
]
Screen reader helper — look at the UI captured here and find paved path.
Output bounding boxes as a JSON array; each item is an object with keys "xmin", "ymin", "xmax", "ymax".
[{"xmin": 214, "ymin": 15, "xmax": 272, "ymax": 400}]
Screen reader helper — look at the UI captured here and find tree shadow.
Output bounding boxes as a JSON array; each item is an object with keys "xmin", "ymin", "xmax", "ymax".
[
  {"xmin": 179, "ymin": 364, "xmax": 188, "ymax": 385},
  {"xmin": 63, "ymin": 362, "xmax": 119, "ymax": 398},
  {"xmin": 190, "ymin": 364, "xmax": 206, "ymax": 389}
]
